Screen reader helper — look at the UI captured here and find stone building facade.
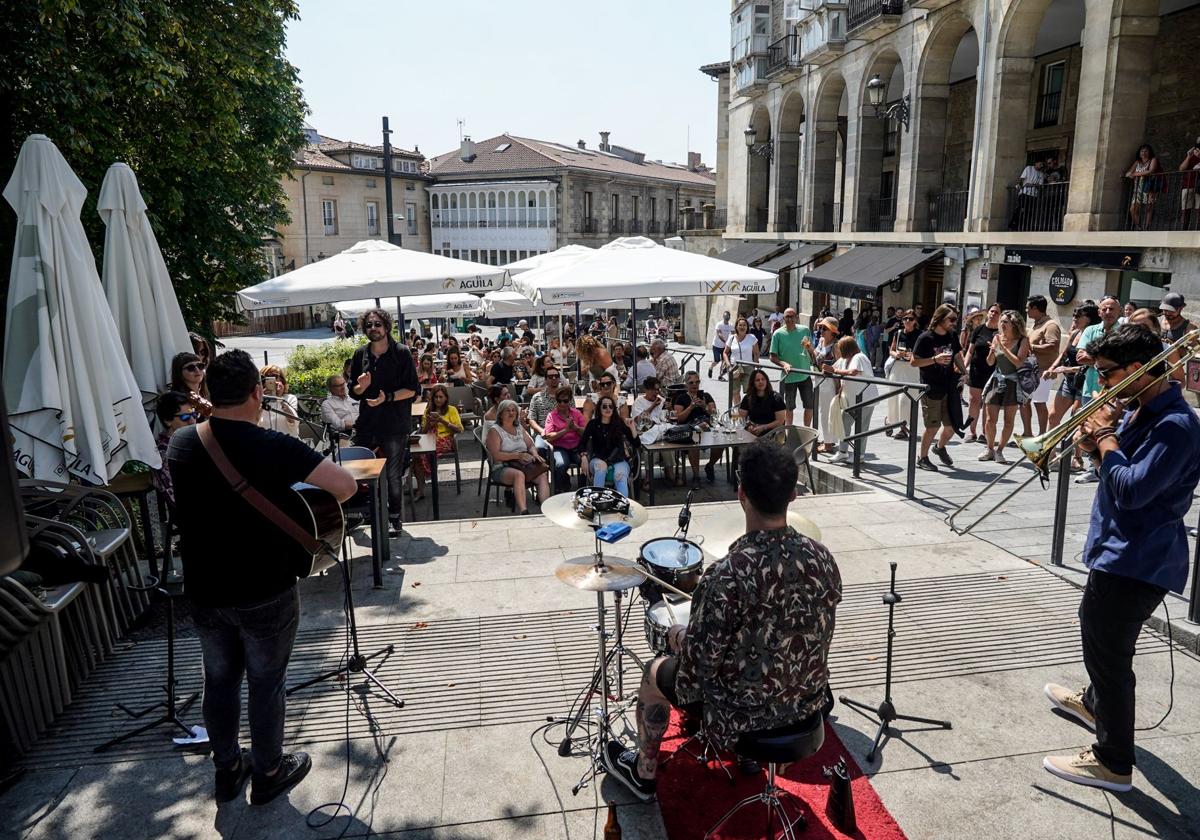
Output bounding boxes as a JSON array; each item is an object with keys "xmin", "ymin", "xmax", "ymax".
[
  {"xmin": 425, "ymin": 133, "xmax": 716, "ymax": 265},
  {"xmin": 709, "ymin": 0, "xmax": 1200, "ymax": 334}
]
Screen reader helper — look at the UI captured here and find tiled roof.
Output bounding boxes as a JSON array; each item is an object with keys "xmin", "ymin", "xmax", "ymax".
[
  {"xmin": 427, "ymin": 134, "xmax": 716, "ymax": 187},
  {"xmin": 699, "ymin": 61, "xmax": 729, "ymax": 76},
  {"xmin": 317, "ymin": 138, "xmax": 421, "ymax": 158},
  {"xmin": 293, "ymin": 148, "xmax": 351, "ymax": 172}
]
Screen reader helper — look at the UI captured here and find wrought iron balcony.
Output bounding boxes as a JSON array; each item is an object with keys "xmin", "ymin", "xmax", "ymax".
[
  {"xmin": 847, "ymin": 0, "xmax": 903, "ymax": 38},
  {"xmin": 1006, "ymin": 182, "xmax": 1069, "ymax": 232},
  {"xmin": 766, "ymin": 33, "xmax": 801, "ymax": 78},
  {"xmin": 579, "ymin": 217, "xmax": 598, "ymax": 234},
  {"xmin": 1118, "ymin": 170, "xmax": 1200, "ymax": 232},
  {"xmin": 927, "ymin": 190, "xmax": 968, "ymax": 233},
  {"xmin": 608, "ymin": 218, "xmax": 625, "ymax": 235},
  {"xmin": 867, "ymin": 196, "xmax": 897, "ymax": 232},
  {"xmin": 645, "ymin": 220, "xmax": 661, "ymax": 235},
  {"xmin": 628, "ymin": 219, "xmax": 644, "ymax": 234}
]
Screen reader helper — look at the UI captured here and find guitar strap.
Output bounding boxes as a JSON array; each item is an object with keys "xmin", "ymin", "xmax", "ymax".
[{"xmin": 196, "ymin": 422, "xmax": 322, "ymax": 557}]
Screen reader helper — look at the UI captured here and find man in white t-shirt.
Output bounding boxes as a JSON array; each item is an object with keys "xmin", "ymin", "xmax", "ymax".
[
  {"xmin": 624, "ymin": 376, "xmax": 674, "ymax": 484},
  {"xmin": 1010, "ymin": 159, "xmax": 1045, "ymax": 230},
  {"xmin": 708, "ymin": 311, "xmax": 734, "ymax": 381},
  {"xmin": 768, "ymin": 305, "xmax": 785, "ymax": 332}
]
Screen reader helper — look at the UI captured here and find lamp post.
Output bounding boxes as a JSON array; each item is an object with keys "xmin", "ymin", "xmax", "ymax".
[
  {"xmin": 743, "ymin": 127, "xmax": 774, "ymax": 161},
  {"xmin": 866, "ymin": 75, "xmax": 910, "ymax": 132}
]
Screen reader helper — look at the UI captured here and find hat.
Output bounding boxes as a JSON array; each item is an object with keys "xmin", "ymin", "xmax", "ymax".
[
  {"xmin": 818, "ymin": 316, "xmax": 840, "ymax": 332},
  {"xmin": 1159, "ymin": 292, "xmax": 1185, "ymax": 313},
  {"xmin": 965, "ymin": 304, "xmax": 981, "ymax": 316},
  {"xmin": 518, "ymin": 319, "xmax": 528, "ymax": 326}
]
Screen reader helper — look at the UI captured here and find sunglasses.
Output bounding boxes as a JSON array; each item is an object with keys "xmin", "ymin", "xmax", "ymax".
[
  {"xmin": 903, "ymin": 317, "xmax": 915, "ymax": 322},
  {"xmin": 598, "ymin": 381, "xmax": 614, "ymax": 388},
  {"xmin": 365, "ymin": 320, "xmax": 385, "ymax": 328},
  {"xmin": 1095, "ymin": 363, "xmax": 1129, "ymax": 380},
  {"xmin": 176, "ymin": 412, "xmax": 199, "ymax": 422},
  {"xmin": 183, "ymin": 363, "xmax": 205, "ymax": 373},
  {"xmin": 556, "ymin": 397, "xmax": 572, "ymax": 404},
  {"xmin": 600, "ymin": 404, "xmax": 614, "ymax": 411},
  {"xmin": 546, "ymin": 373, "xmax": 561, "ymax": 379}
]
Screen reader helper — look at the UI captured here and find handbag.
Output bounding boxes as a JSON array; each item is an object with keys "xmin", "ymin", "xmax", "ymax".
[
  {"xmin": 663, "ymin": 424, "xmax": 701, "ymax": 445},
  {"xmin": 516, "ymin": 459, "xmax": 549, "ymax": 481}
]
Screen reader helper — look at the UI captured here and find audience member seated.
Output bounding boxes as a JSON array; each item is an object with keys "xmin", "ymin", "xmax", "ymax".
[
  {"xmin": 671, "ymin": 372, "xmax": 722, "ymax": 484},
  {"xmin": 412, "ymin": 385, "xmax": 462, "ymax": 501},
  {"xmin": 583, "ymin": 372, "xmax": 621, "ymax": 423},
  {"xmin": 258, "ymin": 364, "xmax": 299, "ymax": 437},
  {"xmin": 528, "ymin": 355, "xmax": 549, "ymax": 391},
  {"xmin": 623, "ymin": 345, "xmax": 656, "ymax": 391},
  {"xmin": 650, "ymin": 339, "xmax": 680, "ymax": 388},
  {"xmin": 489, "ymin": 347, "xmax": 516, "ymax": 387},
  {"xmin": 482, "ymin": 383, "xmax": 512, "ymax": 435},
  {"xmin": 320, "ymin": 374, "xmax": 359, "ymax": 438},
  {"xmin": 443, "ymin": 349, "xmax": 472, "ymax": 385},
  {"xmin": 417, "ymin": 353, "xmax": 439, "ymax": 396},
  {"xmin": 738, "ymin": 369, "xmax": 786, "ymax": 437},
  {"xmin": 170, "ymin": 351, "xmax": 211, "ymax": 412},
  {"xmin": 628, "ymin": 377, "xmax": 673, "ymax": 488},
  {"xmin": 542, "ymin": 385, "xmax": 586, "ymax": 492},
  {"xmin": 484, "ymin": 399, "xmax": 550, "ymax": 514},
  {"xmin": 579, "ymin": 395, "xmax": 638, "ymax": 497},
  {"xmin": 525, "ymin": 364, "xmax": 562, "ymax": 457}
]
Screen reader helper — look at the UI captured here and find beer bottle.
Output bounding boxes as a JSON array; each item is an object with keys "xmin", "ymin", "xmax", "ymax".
[{"xmin": 603, "ymin": 801, "xmax": 621, "ymax": 839}]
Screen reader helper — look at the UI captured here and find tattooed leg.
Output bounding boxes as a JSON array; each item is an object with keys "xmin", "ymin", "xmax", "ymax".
[{"xmin": 636, "ymin": 658, "xmax": 671, "ymax": 779}]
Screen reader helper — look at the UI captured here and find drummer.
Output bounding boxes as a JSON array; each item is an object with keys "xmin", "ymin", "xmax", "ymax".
[{"xmin": 602, "ymin": 438, "xmax": 842, "ymax": 800}]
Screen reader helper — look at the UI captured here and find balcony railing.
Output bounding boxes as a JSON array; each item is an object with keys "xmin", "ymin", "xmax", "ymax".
[
  {"xmin": 1119, "ymin": 170, "xmax": 1200, "ymax": 232},
  {"xmin": 629, "ymin": 219, "xmax": 644, "ymax": 234},
  {"xmin": 747, "ymin": 208, "xmax": 770, "ymax": 233},
  {"xmin": 766, "ymin": 33, "xmax": 799, "ymax": 77},
  {"xmin": 928, "ymin": 190, "xmax": 969, "ymax": 232},
  {"xmin": 778, "ymin": 206, "xmax": 800, "ymax": 233},
  {"xmin": 847, "ymin": 0, "xmax": 902, "ymax": 33},
  {"xmin": 712, "ymin": 208, "xmax": 728, "ymax": 230},
  {"xmin": 1006, "ymin": 181, "xmax": 1069, "ymax": 232},
  {"xmin": 579, "ymin": 217, "xmax": 598, "ymax": 234},
  {"xmin": 1034, "ymin": 91, "xmax": 1061, "ymax": 128},
  {"xmin": 645, "ymin": 220, "xmax": 661, "ymax": 235},
  {"xmin": 817, "ymin": 201, "xmax": 843, "ymax": 232},
  {"xmin": 867, "ymin": 196, "xmax": 896, "ymax": 233},
  {"xmin": 608, "ymin": 218, "xmax": 625, "ymax": 235}
]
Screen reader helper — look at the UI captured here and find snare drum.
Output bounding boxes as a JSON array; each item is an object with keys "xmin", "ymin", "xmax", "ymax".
[
  {"xmin": 637, "ymin": 538, "xmax": 703, "ymax": 603},
  {"xmin": 643, "ymin": 599, "xmax": 692, "ymax": 656}
]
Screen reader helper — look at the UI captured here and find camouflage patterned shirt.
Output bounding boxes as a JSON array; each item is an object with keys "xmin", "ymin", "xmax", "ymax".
[{"xmin": 674, "ymin": 526, "xmax": 842, "ymax": 739}]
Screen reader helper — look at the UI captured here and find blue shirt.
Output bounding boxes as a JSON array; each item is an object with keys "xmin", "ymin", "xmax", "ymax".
[{"xmin": 1084, "ymin": 383, "xmax": 1200, "ymax": 593}]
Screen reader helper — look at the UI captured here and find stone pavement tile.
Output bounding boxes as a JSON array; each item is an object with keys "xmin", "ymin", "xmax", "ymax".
[
  {"xmin": 816, "ymin": 525, "xmax": 886, "ymax": 553},
  {"xmin": 518, "ymin": 526, "xmax": 598, "ymax": 551},
  {"xmin": 390, "ymin": 802, "xmax": 665, "ymax": 839},
  {"xmin": 230, "ymin": 732, "xmax": 447, "ymax": 839},
  {"xmin": 4, "ymin": 767, "xmax": 75, "ymax": 840},
  {"xmin": 439, "ymin": 721, "xmax": 646, "ymax": 826},
  {"xmin": 455, "ymin": 548, "xmax": 567, "ymax": 583},
  {"xmin": 382, "ymin": 552, "xmax": 459, "ymax": 588},
  {"xmin": 23, "ymin": 753, "xmax": 242, "ymax": 840},
  {"xmin": 457, "ymin": 515, "xmax": 556, "ymax": 533},
  {"xmin": 400, "ymin": 528, "xmax": 501, "ymax": 558},
  {"xmin": 391, "ymin": 576, "xmax": 582, "ymax": 622},
  {"xmin": 833, "ymin": 541, "xmax": 1030, "ymax": 585}
]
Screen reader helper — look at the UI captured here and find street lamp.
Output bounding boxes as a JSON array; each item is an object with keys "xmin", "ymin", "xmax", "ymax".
[
  {"xmin": 866, "ymin": 74, "xmax": 910, "ymax": 132},
  {"xmin": 744, "ymin": 127, "xmax": 774, "ymax": 161}
]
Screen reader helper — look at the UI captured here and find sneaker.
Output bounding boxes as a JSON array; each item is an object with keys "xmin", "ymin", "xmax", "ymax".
[
  {"xmin": 1042, "ymin": 748, "xmax": 1132, "ymax": 792},
  {"xmin": 977, "ymin": 448, "xmax": 994, "ymax": 462},
  {"xmin": 1044, "ymin": 683, "xmax": 1096, "ymax": 731},
  {"xmin": 993, "ymin": 447, "xmax": 1009, "ymax": 465},
  {"xmin": 916, "ymin": 456, "xmax": 939, "ymax": 472},
  {"xmin": 704, "ymin": 463, "xmax": 715, "ymax": 483},
  {"xmin": 214, "ymin": 749, "xmax": 252, "ymax": 803},
  {"xmin": 963, "ymin": 433, "xmax": 977, "ymax": 444},
  {"xmin": 828, "ymin": 451, "xmax": 850, "ymax": 465},
  {"xmin": 1074, "ymin": 471, "xmax": 1100, "ymax": 484},
  {"xmin": 387, "ymin": 521, "xmax": 401, "ymax": 538},
  {"xmin": 250, "ymin": 752, "xmax": 312, "ymax": 805},
  {"xmin": 932, "ymin": 444, "xmax": 954, "ymax": 467},
  {"xmin": 602, "ymin": 740, "xmax": 656, "ymax": 801}
]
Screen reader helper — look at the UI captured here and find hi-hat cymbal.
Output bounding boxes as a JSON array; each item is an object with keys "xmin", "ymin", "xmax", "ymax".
[
  {"xmin": 700, "ymin": 510, "xmax": 822, "ymax": 559},
  {"xmin": 554, "ymin": 555, "xmax": 647, "ymax": 592},
  {"xmin": 541, "ymin": 491, "xmax": 649, "ymax": 532}
]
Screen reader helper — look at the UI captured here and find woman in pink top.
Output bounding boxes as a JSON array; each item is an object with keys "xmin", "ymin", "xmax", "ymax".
[{"xmin": 542, "ymin": 385, "xmax": 585, "ymax": 492}]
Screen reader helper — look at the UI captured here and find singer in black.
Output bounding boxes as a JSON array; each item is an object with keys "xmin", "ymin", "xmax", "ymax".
[{"xmin": 350, "ymin": 308, "xmax": 419, "ymax": 534}]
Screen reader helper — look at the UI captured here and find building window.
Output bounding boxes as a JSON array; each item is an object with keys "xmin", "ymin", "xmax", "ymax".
[
  {"xmin": 883, "ymin": 115, "xmax": 898, "ymax": 157},
  {"xmin": 405, "ymin": 182, "xmax": 415, "ymax": 191},
  {"xmin": 631, "ymin": 196, "xmax": 640, "ymax": 221},
  {"xmin": 611, "ymin": 193, "xmax": 620, "ymax": 220},
  {"xmin": 649, "ymin": 196, "xmax": 657, "ymax": 222},
  {"xmin": 666, "ymin": 198, "xmax": 674, "ymax": 221},
  {"xmin": 366, "ymin": 179, "xmax": 376, "ymax": 188},
  {"xmin": 583, "ymin": 191, "xmax": 593, "ymax": 220},
  {"xmin": 508, "ymin": 250, "xmax": 517, "ymax": 263},
  {"xmin": 452, "ymin": 249, "xmax": 460, "ymax": 260},
  {"xmin": 321, "ymin": 176, "xmax": 334, "ymax": 186},
  {"xmin": 518, "ymin": 250, "xmax": 528, "ymax": 261},
  {"xmin": 1035, "ymin": 61, "xmax": 1065, "ymax": 129},
  {"xmin": 471, "ymin": 249, "xmax": 479, "ymax": 262},
  {"xmin": 366, "ymin": 201, "xmax": 379, "ymax": 236},
  {"xmin": 406, "ymin": 202, "xmax": 417, "ymax": 236},
  {"xmin": 322, "ymin": 199, "xmax": 338, "ymax": 235}
]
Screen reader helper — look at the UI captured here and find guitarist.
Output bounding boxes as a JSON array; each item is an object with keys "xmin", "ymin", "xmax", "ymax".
[{"xmin": 168, "ymin": 349, "xmax": 355, "ymax": 805}]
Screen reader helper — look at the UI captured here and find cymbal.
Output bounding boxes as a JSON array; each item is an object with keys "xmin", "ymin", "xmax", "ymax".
[
  {"xmin": 555, "ymin": 555, "xmax": 647, "ymax": 592},
  {"xmin": 540, "ymin": 492, "xmax": 649, "ymax": 532},
  {"xmin": 700, "ymin": 510, "xmax": 822, "ymax": 559}
]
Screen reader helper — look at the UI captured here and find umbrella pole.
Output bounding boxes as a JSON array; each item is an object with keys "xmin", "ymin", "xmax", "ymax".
[
  {"xmin": 396, "ymin": 296, "xmax": 403, "ymax": 341},
  {"xmin": 630, "ymin": 297, "xmax": 638, "ymax": 399}
]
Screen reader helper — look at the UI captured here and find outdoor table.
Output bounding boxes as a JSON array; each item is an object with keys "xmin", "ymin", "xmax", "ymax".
[
  {"xmin": 341, "ymin": 458, "xmax": 389, "ymax": 587},
  {"xmin": 104, "ymin": 471, "xmax": 158, "ymax": 579},
  {"xmin": 409, "ymin": 432, "xmax": 440, "ymax": 521},
  {"xmin": 641, "ymin": 426, "xmax": 759, "ymax": 506}
]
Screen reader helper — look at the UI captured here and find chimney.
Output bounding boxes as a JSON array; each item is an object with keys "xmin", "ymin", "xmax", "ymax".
[
  {"xmin": 688, "ymin": 151, "xmax": 702, "ymax": 171},
  {"xmin": 577, "ymin": 139, "xmax": 587, "ymax": 149},
  {"xmin": 460, "ymin": 136, "xmax": 476, "ymax": 162},
  {"xmin": 599, "ymin": 131, "xmax": 611, "ymax": 152}
]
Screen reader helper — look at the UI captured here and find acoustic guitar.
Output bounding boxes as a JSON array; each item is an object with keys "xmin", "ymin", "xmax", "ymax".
[{"xmin": 282, "ymin": 483, "xmax": 346, "ymax": 578}]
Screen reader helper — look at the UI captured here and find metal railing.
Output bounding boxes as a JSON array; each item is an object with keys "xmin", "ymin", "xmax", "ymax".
[
  {"xmin": 766, "ymin": 33, "xmax": 799, "ymax": 76},
  {"xmin": 579, "ymin": 217, "xmax": 598, "ymax": 234},
  {"xmin": 847, "ymin": 0, "xmax": 903, "ymax": 31},
  {"xmin": 1034, "ymin": 91, "xmax": 1061, "ymax": 129},
  {"xmin": 928, "ymin": 190, "xmax": 968, "ymax": 232},
  {"xmin": 646, "ymin": 220, "xmax": 661, "ymax": 235},
  {"xmin": 1119, "ymin": 170, "xmax": 1200, "ymax": 231},
  {"xmin": 608, "ymin": 218, "xmax": 625, "ymax": 235},
  {"xmin": 817, "ymin": 201, "xmax": 843, "ymax": 232},
  {"xmin": 867, "ymin": 195, "xmax": 896, "ymax": 232},
  {"xmin": 1006, "ymin": 181, "xmax": 1068, "ymax": 231},
  {"xmin": 629, "ymin": 219, "xmax": 644, "ymax": 234},
  {"xmin": 750, "ymin": 208, "xmax": 769, "ymax": 233}
]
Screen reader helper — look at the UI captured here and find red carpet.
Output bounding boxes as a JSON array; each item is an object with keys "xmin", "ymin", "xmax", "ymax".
[{"xmin": 655, "ymin": 712, "xmax": 907, "ymax": 840}]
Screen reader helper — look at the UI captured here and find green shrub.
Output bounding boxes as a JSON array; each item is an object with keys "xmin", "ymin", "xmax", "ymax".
[{"xmin": 286, "ymin": 336, "xmax": 367, "ymax": 396}]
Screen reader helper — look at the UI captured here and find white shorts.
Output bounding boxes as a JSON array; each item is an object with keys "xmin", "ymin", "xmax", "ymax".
[
  {"xmin": 1030, "ymin": 375, "xmax": 1054, "ymax": 404},
  {"xmin": 1183, "ymin": 188, "xmax": 1200, "ymax": 210}
]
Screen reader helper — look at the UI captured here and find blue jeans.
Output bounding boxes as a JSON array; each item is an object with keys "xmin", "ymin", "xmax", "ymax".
[
  {"xmin": 589, "ymin": 458, "xmax": 630, "ymax": 496},
  {"xmin": 192, "ymin": 586, "xmax": 300, "ymax": 774},
  {"xmin": 552, "ymin": 446, "xmax": 581, "ymax": 492}
]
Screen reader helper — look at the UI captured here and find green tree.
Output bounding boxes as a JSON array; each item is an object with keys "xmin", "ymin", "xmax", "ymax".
[{"xmin": 0, "ymin": 0, "xmax": 307, "ymax": 337}]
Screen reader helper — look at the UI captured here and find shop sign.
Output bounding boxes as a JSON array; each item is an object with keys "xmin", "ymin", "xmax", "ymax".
[{"xmin": 1048, "ymin": 267, "xmax": 1078, "ymax": 305}]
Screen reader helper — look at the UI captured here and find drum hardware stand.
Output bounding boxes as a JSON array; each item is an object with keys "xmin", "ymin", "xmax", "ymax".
[
  {"xmin": 287, "ymin": 551, "xmax": 403, "ymax": 710},
  {"xmin": 95, "ymin": 580, "xmax": 200, "ymax": 753},
  {"xmin": 839, "ymin": 562, "xmax": 951, "ymax": 762},
  {"xmin": 662, "ymin": 719, "xmax": 734, "ymax": 784}
]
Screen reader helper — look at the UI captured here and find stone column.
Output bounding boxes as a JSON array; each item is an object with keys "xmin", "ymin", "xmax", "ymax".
[
  {"xmin": 804, "ymin": 118, "xmax": 841, "ymax": 231},
  {"xmin": 1063, "ymin": 5, "xmax": 1159, "ymax": 231},
  {"xmin": 846, "ymin": 107, "xmax": 886, "ymax": 232},
  {"xmin": 898, "ymin": 83, "xmax": 950, "ymax": 233},
  {"xmin": 774, "ymin": 129, "xmax": 802, "ymax": 232},
  {"xmin": 973, "ymin": 56, "xmax": 1035, "ymax": 232}
]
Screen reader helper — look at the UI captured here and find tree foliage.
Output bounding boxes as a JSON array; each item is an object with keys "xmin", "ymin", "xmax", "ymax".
[
  {"xmin": 286, "ymin": 336, "xmax": 366, "ymax": 398},
  {"xmin": 0, "ymin": 0, "xmax": 307, "ymax": 336}
]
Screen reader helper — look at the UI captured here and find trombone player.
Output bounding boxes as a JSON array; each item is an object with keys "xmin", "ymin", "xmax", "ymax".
[{"xmin": 1042, "ymin": 323, "xmax": 1200, "ymax": 793}]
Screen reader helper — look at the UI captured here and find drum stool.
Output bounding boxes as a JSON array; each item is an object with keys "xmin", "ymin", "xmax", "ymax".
[
  {"xmin": 704, "ymin": 712, "xmax": 825, "ymax": 840},
  {"xmin": 662, "ymin": 710, "xmax": 733, "ymax": 784}
]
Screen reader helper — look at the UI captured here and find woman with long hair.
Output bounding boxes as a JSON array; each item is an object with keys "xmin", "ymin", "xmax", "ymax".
[
  {"xmin": 258, "ymin": 364, "xmax": 300, "ymax": 436},
  {"xmin": 811, "ymin": 316, "xmax": 841, "ymax": 453},
  {"xmin": 528, "ymin": 354, "xmax": 549, "ymax": 391},
  {"xmin": 170, "ymin": 351, "xmax": 210, "ymax": 403},
  {"xmin": 575, "ymin": 334, "xmax": 617, "ymax": 389},
  {"xmin": 1124, "ymin": 144, "xmax": 1162, "ymax": 230},
  {"xmin": 443, "ymin": 350, "xmax": 472, "ymax": 386},
  {"xmin": 722, "ymin": 314, "xmax": 760, "ymax": 406},
  {"xmin": 738, "ymin": 369, "xmax": 785, "ymax": 437},
  {"xmin": 485, "ymin": 399, "xmax": 550, "ymax": 514},
  {"xmin": 578, "ymin": 394, "xmax": 638, "ymax": 496},
  {"xmin": 417, "ymin": 353, "xmax": 438, "ymax": 397},
  {"xmin": 548, "ymin": 336, "xmax": 567, "ymax": 367},
  {"xmin": 1045, "ymin": 304, "xmax": 1099, "ymax": 429},
  {"xmin": 884, "ymin": 309, "xmax": 922, "ymax": 440},
  {"xmin": 828, "ymin": 336, "xmax": 877, "ymax": 464},
  {"xmin": 962, "ymin": 304, "xmax": 1002, "ymax": 443},
  {"xmin": 978, "ymin": 310, "xmax": 1030, "ymax": 463},
  {"xmin": 412, "ymin": 385, "xmax": 463, "ymax": 501}
]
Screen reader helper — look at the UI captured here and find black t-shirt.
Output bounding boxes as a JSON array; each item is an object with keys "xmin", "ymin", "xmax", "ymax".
[
  {"xmin": 350, "ymin": 340, "xmax": 419, "ymax": 442},
  {"xmin": 520, "ymin": 329, "xmax": 535, "ymax": 345},
  {"xmin": 884, "ymin": 316, "xmax": 902, "ymax": 339},
  {"xmin": 968, "ymin": 325, "xmax": 998, "ymax": 378},
  {"xmin": 916, "ymin": 312, "xmax": 931, "ymax": 330},
  {"xmin": 168, "ymin": 418, "xmax": 325, "ymax": 608},
  {"xmin": 912, "ymin": 329, "xmax": 960, "ymax": 398},
  {"xmin": 895, "ymin": 327, "xmax": 922, "ymax": 352},
  {"xmin": 739, "ymin": 391, "xmax": 785, "ymax": 425},
  {"xmin": 673, "ymin": 389, "xmax": 715, "ymax": 423},
  {"xmin": 490, "ymin": 361, "xmax": 515, "ymax": 384}
]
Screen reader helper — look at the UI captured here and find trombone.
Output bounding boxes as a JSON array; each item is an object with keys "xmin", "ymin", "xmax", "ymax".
[{"xmin": 946, "ymin": 328, "xmax": 1200, "ymax": 535}]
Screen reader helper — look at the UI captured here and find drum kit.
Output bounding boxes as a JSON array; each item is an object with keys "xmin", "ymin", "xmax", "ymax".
[{"xmin": 541, "ymin": 487, "xmax": 821, "ymax": 795}]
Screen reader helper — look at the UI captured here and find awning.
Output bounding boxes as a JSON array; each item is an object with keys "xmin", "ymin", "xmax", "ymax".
[
  {"xmin": 802, "ymin": 246, "xmax": 943, "ymax": 300},
  {"xmin": 715, "ymin": 240, "xmax": 789, "ymax": 267},
  {"xmin": 756, "ymin": 242, "xmax": 835, "ymax": 273}
]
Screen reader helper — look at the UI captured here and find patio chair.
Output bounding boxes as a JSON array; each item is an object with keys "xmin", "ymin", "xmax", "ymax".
[
  {"xmin": 476, "ymin": 427, "xmax": 539, "ymax": 516},
  {"xmin": 772, "ymin": 425, "xmax": 820, "ymax": 494}
]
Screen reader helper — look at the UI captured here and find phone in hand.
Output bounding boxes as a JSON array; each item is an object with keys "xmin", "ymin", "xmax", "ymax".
[{"xmin": 264, "ymin": 376, "xmax": 277, "ymax": 395}]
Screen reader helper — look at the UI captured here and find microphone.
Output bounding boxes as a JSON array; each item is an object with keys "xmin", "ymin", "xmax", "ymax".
[{"xmin": 677, "ymin": 489, "xmax": 694, "ymax": 538}]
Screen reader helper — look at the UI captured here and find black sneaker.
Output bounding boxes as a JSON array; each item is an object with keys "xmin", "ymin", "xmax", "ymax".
[
  {"xmin": 916, "ymin": 456, "xmax": 939, "ymax": 472},
  {"xmin": 932, "ymin": 444, "xmax": 954, "ymax": 467},
  {"xmin": 250, "ymin": 752, "xmax": 312, "ymax": 805},
  {"xmin": 388, "ymin": 521, "xmax": 401, "ymax": 538},
  {"xmin": 704, "ymin": 463, "xmax": 715, "ymax": 483},
  {"xmin": 214, "ymin": 749, "xmax": 252, "ymax": 803},
  {"xmin": 602, "ymin": 740, "xmax": 656, "ymax": 801}
]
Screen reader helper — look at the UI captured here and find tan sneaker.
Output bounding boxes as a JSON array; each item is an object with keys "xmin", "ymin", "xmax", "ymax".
[
  {"xmin": 1043, "ymin": 749, "xmax": 1132, "ymax": 792},
  {"xmin": 1044, "ymin": 683, "xmax": 1096, "ymax": 731}
]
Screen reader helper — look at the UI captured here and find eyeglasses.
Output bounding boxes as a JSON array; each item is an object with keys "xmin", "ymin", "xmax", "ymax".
[
  {"xmin": 556, "ymin": 397, "xmax": 572, "ymax": 403},
  {"xmin": 182, "ymin": 363, "xmax": 205, "ymax": 373},
  {"xmin": 601, "ymin": 405, "xmax": 614, "ymax": 411},
  {"xmin": 365, "ymin": 320, "xmax": 385, "ymax": 328},
  {"xmin": 176, "ymin": 412, "xmax": 199, "ymax": 422},
  {"xmin": 546, "ymin": 373, "xmax": 561, "ymax": 379},
  {"xmin": 598, "ymin": 381, "xmax": 614, "ymax": 388},
  {"xmin": 902, "ymin": 317, "xmax": 915, "ymax": 322},
  {"xmin": 1095, "ymin": 363, "xmax": 1129, "ymax": 381}
]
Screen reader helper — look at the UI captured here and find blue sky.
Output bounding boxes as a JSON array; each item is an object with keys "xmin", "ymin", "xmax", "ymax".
[{"xmin": 286, "ymin": 0, "xmax": 729, "ymax": 166}]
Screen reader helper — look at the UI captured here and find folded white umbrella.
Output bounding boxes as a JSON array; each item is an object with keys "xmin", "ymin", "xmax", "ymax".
[
  {"xmin": 3, "ymin": 135, "xmax": 160, "ymax": 483},
  {"xmin": 511, "ymin": 236, "xmax": 777, "ymax": 305},
  {"xmin": 98, "ymin": 162, "xmax": 192, "ymax": 398},
  {"xmin": 237, "ymin": 240, "xmax": 506, "ymax": 310},
  {"xmin": 334, "ymin": 293, "xmax": 483, "ymax": 320}
]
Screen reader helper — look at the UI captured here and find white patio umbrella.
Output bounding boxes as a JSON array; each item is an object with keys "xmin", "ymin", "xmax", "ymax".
[
  {"xmin": 98, "ymin": 162, "xmax": 191, "ymax": 398},
  {"xmin": 334, "ymin": 293, "xmax": 483, "ymax": 320},
  {"xmin": 504, "ymin": 244, "xmax": 594, "ymax": 275},
  {"xmin": 3, "ymin": 135, "xmax": 160, "ymax": 484},
  {"xmin": 236, "ymin": 240, "xmax": 506, "ymax": 312}
]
